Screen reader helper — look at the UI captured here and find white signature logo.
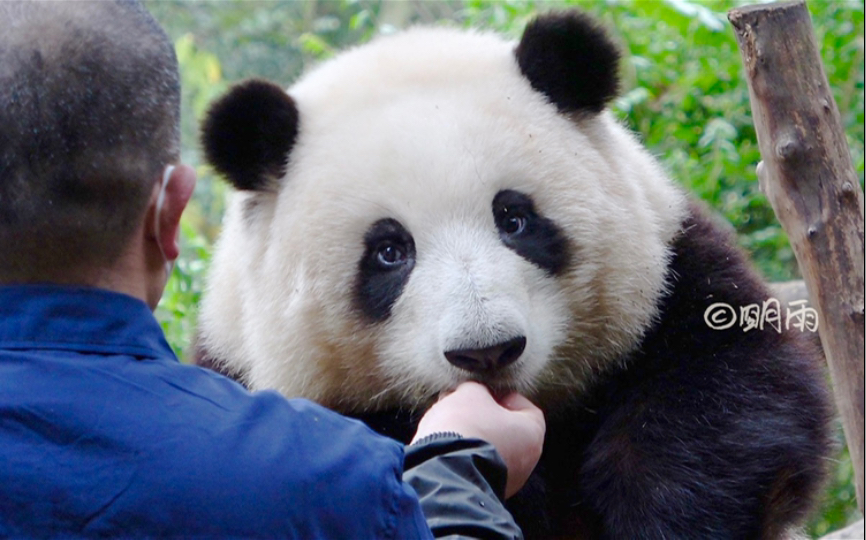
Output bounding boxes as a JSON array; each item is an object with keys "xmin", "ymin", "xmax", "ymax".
[{"xmin": 704, "ymin": 299, "xmax": 818, "ymax": 332}]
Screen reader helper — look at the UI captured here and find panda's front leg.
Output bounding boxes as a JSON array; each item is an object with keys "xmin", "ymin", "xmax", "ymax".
[{"xmin": 566, "ymin": 346, "xmax": 830, "ymax": 540}]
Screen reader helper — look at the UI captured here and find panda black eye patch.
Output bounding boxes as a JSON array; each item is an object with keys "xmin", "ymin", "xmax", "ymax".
[
  {"xmin": 493, "ymin": 190, "xmax": 570, "ymax": 276},
  {"xmin": 354, "ymin": 218, "xmax": 416, "ymax": 322}
]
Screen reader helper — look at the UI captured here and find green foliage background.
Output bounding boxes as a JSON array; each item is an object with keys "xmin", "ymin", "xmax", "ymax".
[{"xmin": 146, "ymin": 0, "xmax": 864, "ymax": 535}]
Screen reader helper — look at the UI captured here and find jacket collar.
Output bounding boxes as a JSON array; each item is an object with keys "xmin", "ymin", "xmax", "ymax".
[{"xmin": 0, "ymin": 284, "xmax": 177, "ymax": 361}]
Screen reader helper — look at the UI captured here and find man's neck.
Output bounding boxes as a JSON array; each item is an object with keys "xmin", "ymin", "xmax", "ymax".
[{"xmin": 1, "ymin": 248, "xmax": 163, "ymax": 310}]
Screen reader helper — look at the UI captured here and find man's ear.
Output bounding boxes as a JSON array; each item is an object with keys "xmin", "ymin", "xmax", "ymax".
[{"xmin": 151, "ymin": 164, "xmax": 196, "ymax": 261}]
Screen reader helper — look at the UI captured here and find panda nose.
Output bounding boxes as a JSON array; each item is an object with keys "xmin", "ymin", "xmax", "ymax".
[{"xmin": 444, "ymin": 336, "xmax": 527, "ymax": 373}]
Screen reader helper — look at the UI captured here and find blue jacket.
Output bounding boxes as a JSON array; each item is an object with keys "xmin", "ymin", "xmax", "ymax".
[{"xmin": 0, "ymin": 285, "xmax": 520, "ymax": 539}]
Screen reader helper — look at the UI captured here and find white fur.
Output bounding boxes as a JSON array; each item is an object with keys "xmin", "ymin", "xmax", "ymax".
[{"xmin": 199, "ymin": 26, "xmax": 688, "ymax": 411}]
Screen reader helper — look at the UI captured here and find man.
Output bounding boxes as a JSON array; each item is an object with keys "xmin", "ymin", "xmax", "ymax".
[{"xmin": 0, "ymin": 1, "xmax": 544, "ymax": 538}]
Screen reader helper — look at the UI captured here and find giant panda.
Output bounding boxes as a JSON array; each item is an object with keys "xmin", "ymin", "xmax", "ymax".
[{"xmin": 195, "ymin": 10, "xmax": 832, "ymax": 539}]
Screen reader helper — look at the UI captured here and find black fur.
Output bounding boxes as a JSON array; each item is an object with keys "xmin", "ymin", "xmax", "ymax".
[
  {"xmin": 201, "ymin": 79, "xmax": 298, "ymax": 192},
  {"xmin": 493, "ymin": 190, "xmax": 571, "ymax": 276},
  {"xmin": 515, "ymin": 11, "xmax": 620, "ymax": 114},
  {"xmin": 354, "ymin": 218, "xmax": 417, "ymax": 322}
]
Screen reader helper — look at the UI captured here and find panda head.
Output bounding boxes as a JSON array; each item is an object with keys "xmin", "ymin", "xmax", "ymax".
[{"xmin": 198, "ymin": 11, "xmax": 687, "ymax": 411}]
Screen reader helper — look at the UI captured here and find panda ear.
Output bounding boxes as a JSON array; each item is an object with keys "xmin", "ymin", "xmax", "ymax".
[
  {"xmin": 515, "ymin": 11, "xmax": 620, "ymax": 114},
  {"xmin": 201, "ymin": 79, "xmax": 299, "ymax": 192}
]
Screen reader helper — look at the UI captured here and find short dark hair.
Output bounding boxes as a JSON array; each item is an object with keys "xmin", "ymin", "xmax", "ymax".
[{"xmin": 0, "ymin": 0, "xmax": 180, "ymax": 281}]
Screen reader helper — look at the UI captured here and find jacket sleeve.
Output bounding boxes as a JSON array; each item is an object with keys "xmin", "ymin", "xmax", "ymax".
[{"xmin": 403, "ymin": 434, "xmax": 523, "ymax": 540}]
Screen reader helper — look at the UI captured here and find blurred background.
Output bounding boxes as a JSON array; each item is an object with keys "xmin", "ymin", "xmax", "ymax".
[{"xmin": 144, "ymin": 1, "xmax": 864, "ymax": 534}]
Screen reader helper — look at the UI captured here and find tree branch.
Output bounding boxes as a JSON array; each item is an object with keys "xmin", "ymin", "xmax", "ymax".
[{"xmin": 728, "ymin": 0, "xmax": 865, "ymax": 515}]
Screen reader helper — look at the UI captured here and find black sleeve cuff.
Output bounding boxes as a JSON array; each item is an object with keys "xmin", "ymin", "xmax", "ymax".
[{"xmin": 404, "ymin": 435, "xmax": 523, "ymax": 540}]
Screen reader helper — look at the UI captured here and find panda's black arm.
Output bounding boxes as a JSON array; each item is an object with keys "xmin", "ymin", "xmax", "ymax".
[{"xmin": 574, "ymin": 341, "xmax": 825, "ymax": 539}]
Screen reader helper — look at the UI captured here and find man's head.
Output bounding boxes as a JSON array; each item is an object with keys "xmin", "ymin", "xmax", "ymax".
[{"xmin": 0, "ymin": 0, "xmax": 194, "ymax": 306}]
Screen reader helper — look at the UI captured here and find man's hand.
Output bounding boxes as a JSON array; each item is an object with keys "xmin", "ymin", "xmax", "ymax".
[{"xmin": 412, "ymin": 382, "xmax": 545, "ymax": 498}]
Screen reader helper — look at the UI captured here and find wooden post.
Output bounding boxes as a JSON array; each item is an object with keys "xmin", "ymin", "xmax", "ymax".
[{"xmin": 728, "ymin": 0, "xmax": 865, "ymax": 516}]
